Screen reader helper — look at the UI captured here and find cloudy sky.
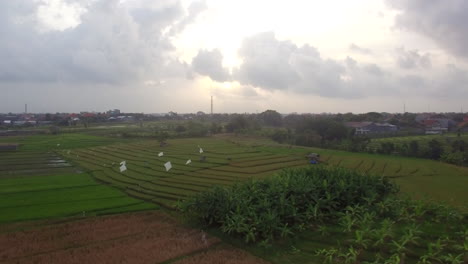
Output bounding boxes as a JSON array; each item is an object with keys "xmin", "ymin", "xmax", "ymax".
[{"xmin": 1, "ymin": 0, "xmax": 468, "ymax": 114}]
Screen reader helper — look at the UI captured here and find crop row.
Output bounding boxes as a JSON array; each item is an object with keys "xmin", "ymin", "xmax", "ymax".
[{"xmin": 67, "ymin": 139, "xmax": 309, "ymax": 208}]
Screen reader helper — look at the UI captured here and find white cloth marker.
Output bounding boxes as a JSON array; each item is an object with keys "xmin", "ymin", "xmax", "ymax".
[{"xmin": 164, "ymin": 161, "xmax": 172, "ymax": 171}]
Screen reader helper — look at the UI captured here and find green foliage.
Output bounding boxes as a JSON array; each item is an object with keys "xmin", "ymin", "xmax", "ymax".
[
  {"xmin": 427, "ymin": 139, "xmax": 443, "ymax": 159},
  {"xmin": 156, "ymin": 131, "xmax": 170, "ymax": 144},
  {"xmin": 296, "ymin": 118, "xmax": 349, "ymax": 145},
  {"xmin": 210, "ymin": 122, "xmax": 222, "ymax": 134},
  {"xmin": 408, "ymin": 140, "xmax": 419, "ymax": 156},
  {"xmin": 441, "ymin": 151, "xmax": 467, "ymax": 166},
  {"xmin": 270, "ymin": 128, "xmax": 292, "ymax": 144},
  {"xmin": 451, "ymin": 139, "xmax": 466, "ymax": 152},
  {"xmin": 365, "ymin": 133, "xmax": 468, "ymax": 166},
  {"xmin": 309, "ymin": 197, "xmax": 467, "ymax": 264},
  {"xmin": 346, "ymin": 136, "xmax": 371, "ymax": 152},
  {"xmin": 185, "ymin": 121, "xmax": 209, "ymax": 137},
  {"xmin": 225, "ymin": 114, "xmax": 260, "ymax": 133},
  {"xmin": 175, "ymin": 124, "xmax": 186, "ymax": 134},
  {"xmin": 49, "ymin": 125, "xmax": 61, "ymax": 135},
  {"xmin": 259, "ymin": 110, "xmax": 283, "ymax": 127},
  {"xmin": 377, "ymin": 142, "xmax": 395, "ymax": 154},
  {"xmin": 180, "ymin": 166, "xmax": 398, "ymax": 243}
]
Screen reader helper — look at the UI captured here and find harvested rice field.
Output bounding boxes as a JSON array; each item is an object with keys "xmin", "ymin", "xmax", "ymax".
[{"xmin": 0, "ymin": 211, "xmax": 268, "ymax": 264}]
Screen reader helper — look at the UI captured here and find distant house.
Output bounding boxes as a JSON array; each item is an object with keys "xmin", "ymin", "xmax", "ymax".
[
  {"xmin": 345, "ymin": 122, "xmax": 373, "ymax": 135},
  {"xmin": 415, "ymin": 113, "xmax": 431, "ymax": 123},
  {"xmin": 13, "ymin": 120, "xmax": 37, "ymax": 126},
  {"xmin": 116, "ymin": 115, "xmax": 134, "ymax": 121},
  {"xmin": 107, "ymin": 109, "xmax": 121, "ymax": 115},
  {"xmin": 422, "ymin": 118, "xmax": 455, "ymax": 134},
  {"xmin": 458, "ymin": 116, "xmax": 468, "ymax": 132},
  {"xmin": 345, "ymin": 122, "xmax": 398, "ymax": 135}
]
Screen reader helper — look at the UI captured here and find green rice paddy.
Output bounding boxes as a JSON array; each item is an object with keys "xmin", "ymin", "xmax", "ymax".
[
  {"xmin": 1, "ymin": 132, "xmax": 467, "ymax": 223},
  {"xmin": 367, "ymin": 133, "xmax": 468, "ymax": 153},
  {"xmin": 0, "ymin": 134, "xmax": 157, "ymax": 223}
]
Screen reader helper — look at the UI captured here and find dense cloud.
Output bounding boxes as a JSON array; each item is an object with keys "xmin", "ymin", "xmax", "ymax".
[
  {"xmin": 190, "ymin": 32, "xmax": 467, "ymax": 101},
  {"xmin": 395, "ymin": 47, "xmax": 431, "ymax": 69},
  {"xmin": 168, "ymin": 1, "xmax": 207, "ymax": 36},
  {"xmin": 192, "ymin": 49, "xmax": 230, "ymax": 82},
  {"xmin": 234, "ymin": 32, "xmax": 301, "ymax": 90},
  {"xmin": 0, "ymin": 0, "xmax": 202, "ymax": 85},
  {"xmin": 228, "ymin": 32, "xmax": 396, "ymax": 98},
  {"xmin": 386, "ymin": 0, "xmax": 468, "ymax": 59},
  {"xmin": 2, "ymin": 1, "xmax": 467, "ymax": 113}
]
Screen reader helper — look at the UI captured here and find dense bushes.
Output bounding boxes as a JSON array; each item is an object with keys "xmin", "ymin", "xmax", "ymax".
[
  {"xmin": 179, "ymin": 166, "xmax": 398, "ymax": 243},
  {"xmin": 180, "ymin": 166, "xmax": 467, "ymax": 263}
]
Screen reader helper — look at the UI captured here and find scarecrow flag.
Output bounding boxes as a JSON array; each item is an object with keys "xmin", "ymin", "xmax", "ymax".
[
  {"xmin": 164, "ymin": 161, "xmax": 172, "ymax": 171},
  {"xmin": 120, "ymin": 164, "xmax": 127, "ymax": 172},
  {"xmin": 158, "ymin": 152, "xmax": 164, "ymax": 157},
  {"xmin": 186, "ymin": 159, "xmax": 192, "ymax": 165}
]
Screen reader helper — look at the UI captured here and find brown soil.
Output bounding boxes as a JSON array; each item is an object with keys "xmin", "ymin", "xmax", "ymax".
[
  {"xmin": 172, "ymin": 244, "xmax": 270, "ymax": 264},
  {"xmin": 0, "ymin": 211, "xmax": 268, "ymax": 264}
]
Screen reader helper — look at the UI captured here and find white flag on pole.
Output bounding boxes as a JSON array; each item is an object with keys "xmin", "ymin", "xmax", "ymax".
[
  {"xmin": 158, "ymin": 152, "xmax": 164, "ymax": 157},
  {"xmin": 164, "ymin": 161, "xmax": 172, "ymax": 171},
  {"xmin": 186, "ymin": 159, "xmax": 192, "ymax": 165},
  {"xmin": 120, "ymin": 164, "xmax": 127, "ymax": 172}
]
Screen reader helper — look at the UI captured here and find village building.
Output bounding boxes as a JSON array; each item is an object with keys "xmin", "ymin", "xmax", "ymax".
[{"xmin": 345, "ymin": 122, "xmax": 398, "ymax": 135}]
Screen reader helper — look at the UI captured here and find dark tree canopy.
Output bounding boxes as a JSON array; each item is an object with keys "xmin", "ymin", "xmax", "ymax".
[{"xmin": 259, "ymin": 110, "xmax": 283, "ymax": 127}]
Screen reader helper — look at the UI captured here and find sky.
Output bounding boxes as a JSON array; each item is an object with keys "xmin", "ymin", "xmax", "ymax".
[{"xmin": 1, "ymin": 0, "xmax": 468, "ymax": 114}]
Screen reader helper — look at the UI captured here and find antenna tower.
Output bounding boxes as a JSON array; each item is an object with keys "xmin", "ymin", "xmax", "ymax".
[{"xmin": 211, "ymin": 96, "xmax": 213, "ymax": 116}]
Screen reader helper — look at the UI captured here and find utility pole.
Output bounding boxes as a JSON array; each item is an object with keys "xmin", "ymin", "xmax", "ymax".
[
  {"xmin": 210, "ymin": 96, "xmax": 213, "ymax": 116},
  {"xmin": 25, "ymin": 104, "xmax": 27, "ymax": 114}
]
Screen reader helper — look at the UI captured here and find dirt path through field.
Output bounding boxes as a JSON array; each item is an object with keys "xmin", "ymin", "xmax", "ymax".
[{"xmin": 0, "ymin": 211, "xmax": 268, "ymax": 264}]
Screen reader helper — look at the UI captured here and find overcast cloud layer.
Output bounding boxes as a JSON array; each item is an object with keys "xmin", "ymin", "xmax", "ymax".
[
  {"xmin": 1, "ymin": 0, "xmax": 467, "ymax": 113},
  {"xmin": 386, "ymin": 0, "xmax": 468, "ymax": 59}
]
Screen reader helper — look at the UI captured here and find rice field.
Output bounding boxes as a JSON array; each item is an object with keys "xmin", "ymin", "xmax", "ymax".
[
  {"xmin": 65, "ymin": 138, "xmax": 310, "ymax": 209},
  {"xmin": 1, "ymin": 132, "xmax": 467, "ymax": 222},
  {"xmin": 59, "ymin": 135, "xmax": 468, "ymax": 210},
  {"xmin": 367, "ymin": 133, "xmax": 468, "ymax": 153},
  {"xmin": 0, "ymin": 134, "xmax": 157, "ymax": 223},
  {"xmin": 232, "ymin": 138, "xmax": 468, "ymax": 210},
  {"xmin": 319, "ymin": 149, "xmax": 468, "ymax": 202}
]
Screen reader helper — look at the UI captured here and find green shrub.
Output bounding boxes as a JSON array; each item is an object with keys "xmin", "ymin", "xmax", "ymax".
[{"xmin": 180, "ymin": 166, "xmax": 398, "ymax": 243}]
